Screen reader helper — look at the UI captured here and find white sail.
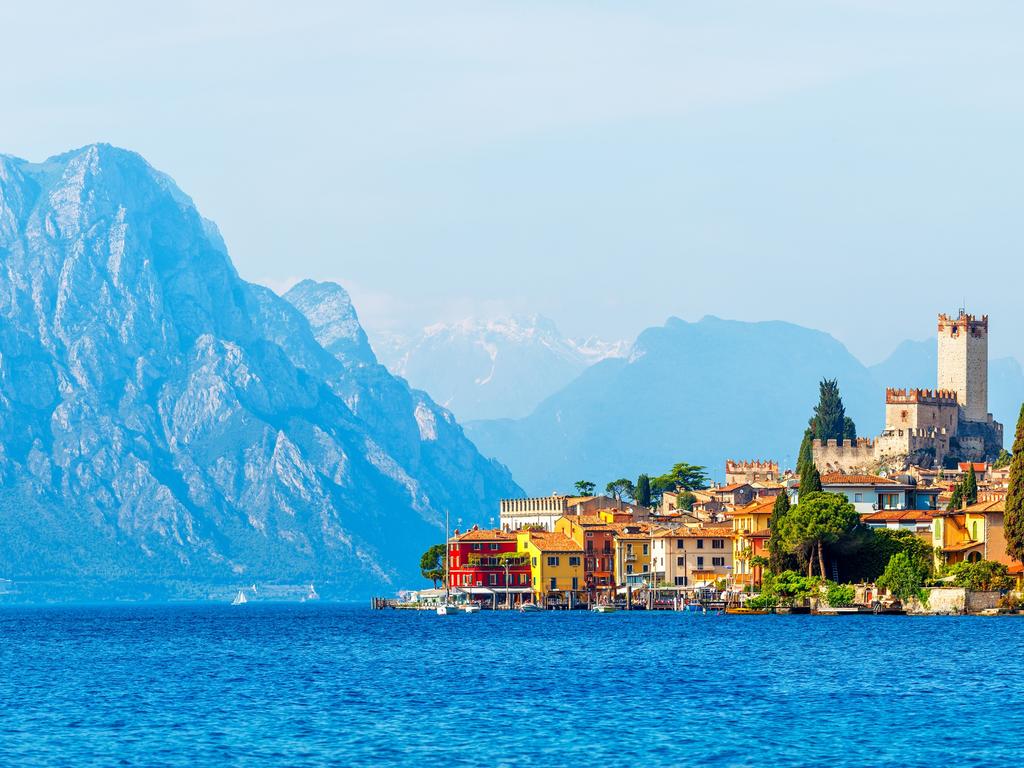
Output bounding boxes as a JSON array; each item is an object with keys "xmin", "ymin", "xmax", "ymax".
[{"xmin": 231, "ymin": 590, "xmax": 247, "ymax": 605}]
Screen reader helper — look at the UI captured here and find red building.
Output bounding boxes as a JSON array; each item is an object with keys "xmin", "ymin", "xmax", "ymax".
[{"xmin": 447, "ymin": 527, "xmax": 531, "ymax": 604}]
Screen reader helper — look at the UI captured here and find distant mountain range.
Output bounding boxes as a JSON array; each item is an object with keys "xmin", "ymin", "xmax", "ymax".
[
  {"xmin": 465, "ymin": 317, "xmax": 1023, "ymax": 496},
  {"xmin": 371, "ymin": 316, "xmax": 626, "ymax": 420},
  {"xmin": 0, "ymin": 145, "xmax": 520, "ymax": 600}
]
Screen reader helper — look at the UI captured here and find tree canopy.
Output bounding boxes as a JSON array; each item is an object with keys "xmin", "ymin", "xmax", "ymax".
[
  {"xmin": 574, "ymin": 480, "xmax": 596, "ymax": 496},
  {"xmin": 962, "ymin": 464, "xmax": 979, "ymax": 506},
  {"xmin": 652, "ymin": 462, "xmax": 709, "ymax": 493},
  {"xmin": 605, "ymin": 478, "xmax": 635, "ymax": 502},
  {"xmin": 767, "ymin": 491, "xmax": 793, "ymax": 574},
  {"xmin": 635, "ymin": 474, "xmax": 652, "ymax": 507},
  {"xmin": 1005, "ymin": 404, "xmax": 1024, "ymax": 563},
  {"xmin": 419, "ymin": 544, "xmax": 446, "ymax": 587},
  {"xmin": 779, "ymin": 491, "xmax": 859, "ymax": 578},
  {"xmin": 877, "ymin": 552, "xmax": 926, "ymax": 603},
  {"xmin": 809, "ymin": 378, "xmax": 856, "ymax": 446},
  {"xmin": 945, "ymin": 559, "xmax": 1013, "ymax": 592}
]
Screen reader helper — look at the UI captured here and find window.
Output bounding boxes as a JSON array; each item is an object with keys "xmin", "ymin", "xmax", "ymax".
[
  {"xmin": 547, "ymin": 556, "xmax": 560, "ymax": 567},
  {"xmin": 854, "ymin": 493, "xmax": 863, "ymax": 503},
  {"xmin": 462, "ymin": 575, "xmax": 470, "ymax": 585},
  {"xmin": 489, "ymin": 543, "xmax": 499, "ymax": 550},
  {"xmin": 489, "ymin": 574, "xmax": 497, "ymax": 586},
  {"xmin": 643, "ymin": 544, "xmax": 649, "ymax": 555},
  {"xmin": 569, "ymin": 556, "xmax": 580, "ymax": 566},
  {"xmin": 532, "ymin": 557, "xmax": 537, "ymax": 567},
  {"xmin": 677, "ymin": 539, "xmax": 685, "ymax": 548},
  {"xmin": 712, "ymin": 557, "xmax": 725, "ymax": 567},
  {"xmin": 626, "ymin": 565, "xmax": 633, "ymax": 574},
  {"xmin": 549, "ymin": 577, "xmax": 557, "ymax": 590},
  {"xmin": 571, "ymin": 577, "xmax": 579, "ymax": 590},
  {"xmin": 696, "ymin": 540, "xmax": 704, "ymax": 549},
  {"xmin": 532, "ymin": 576, "xmax": 537, "ymax": 586},
  {"xmin": 626, "ymin": 543, "xmax": 633, "ymax": 553},
  {"xmin": 520, "ymin": 574, "xmax": 528, "ymax": 585},
  {"xmin": 676, "ymin": 556, "xmax": 685, "ymax": 567},
  {"xmin": 674, "ymin": 576, "xmax": 686, "ymax": 586},
  {"xmin": 696, "ymin": 556, "xmax": 704, "ymax": 568},
  {"xmin": 712, "ymin": 539, "xmax": 724, "ymax": 549},
  {"xmin": 972, "ymin": 521, "xmax": 979, "ymax": 540},
  {"xmin": 643, "ymin": 564, "xmax": 649, "ymax": 573},
  {"xmin": 473, "ymin": 543, "xmax": 481, "ymax": 550}
]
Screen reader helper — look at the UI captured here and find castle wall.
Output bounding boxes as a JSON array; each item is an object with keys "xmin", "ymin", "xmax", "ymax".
[
  {"xmin": 812, "ymin": 438, "xmax": 876, "ymax": 474},
  {"xmin": 884, "ymin": 389, "xmax": 958, "ymax": 435}
]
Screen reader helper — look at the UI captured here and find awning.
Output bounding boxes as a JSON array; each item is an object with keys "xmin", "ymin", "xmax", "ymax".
[{"xmin": 454, "ymin": 587, "xmax": 533, "ymax": 595}]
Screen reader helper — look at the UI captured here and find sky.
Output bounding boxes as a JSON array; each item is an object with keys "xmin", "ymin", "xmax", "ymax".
[{"xmin": 2, "ymin": 1, "xmax": 1022, "ymax": 363}]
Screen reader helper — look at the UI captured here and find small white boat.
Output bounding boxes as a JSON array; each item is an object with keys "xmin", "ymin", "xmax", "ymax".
[
  {"xmin": 436, "ymin": 603, "xmax": 463, "ymax": 616},
  {"xmin": 231, "ymin": 590, "xmax": 248, "ymax": 606},
  {"xmin": 592, "ymin": 604, "xmax": 617, "ymax": 613},
  {"xmin": 519, "ymin": 602, "xmax": 543, "ymax": 613},
  {"xmin": 306, "ymin": 583, "xmax": 319, "ymax": 601},
  {"xmin": 462, "ymin": 603, "xmax": 481, "ymax": 613}
]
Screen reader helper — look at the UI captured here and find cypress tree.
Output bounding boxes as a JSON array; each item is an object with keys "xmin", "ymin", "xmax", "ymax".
[
  {"xmin": 812, "ymin": 379, "xmax": 852, "ymax": 446},
  {"xmin": 768, "ymin": 491, "xmax": 792, "ymax": 573},
  {"xmin": 799, "ymin": 457, "xmax": 822, "ymax": 497},
  {"xmin": 1004, "ymin": 405, "xmax": 1024, "ymax": 563},
  {"xmin": 636, "ymin": 474, "xmax": 652, "ymax": 507},
  {"xmin": 962, "ymin": 464, "xmax": 978, "ymax": 506},
  {"xmin": 797, "ymin": 429, "xmax": 814, "ymax": 475},
  {"xmin": 946, "ymin": 481, "xmax": 963, "ymax": 512}
]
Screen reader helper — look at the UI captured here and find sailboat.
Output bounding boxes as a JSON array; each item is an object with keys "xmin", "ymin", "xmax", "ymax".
[
  {"xmin": 436, "ymin": 509, "xmax": 463, "ymax": 616},
  {"xmin": 231, "ymin": 590, "xmax": 248, "ymax": 606},
  {"xmin": 306, "ymin": 583, "xmax": 319, "ymax": 601}
]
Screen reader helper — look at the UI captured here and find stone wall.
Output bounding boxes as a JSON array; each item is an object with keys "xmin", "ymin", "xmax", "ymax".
[{"xmin": 812, "ymin": 438, "xmax": 876, "ymax": 474}]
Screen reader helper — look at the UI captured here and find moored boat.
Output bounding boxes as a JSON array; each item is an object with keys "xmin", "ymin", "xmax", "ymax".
[
  {"xmin": 519, "ymin": 602, "xmax": 543, "ymax": 613},
  {"xmin": 592, "ymin": 604, "xmax": 617, "ymax": 613}
]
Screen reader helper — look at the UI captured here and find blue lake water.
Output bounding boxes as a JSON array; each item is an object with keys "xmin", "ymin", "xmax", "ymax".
[{"xmin": 1, "ymin": 604, "xmax": 1021, "ymax": 767}]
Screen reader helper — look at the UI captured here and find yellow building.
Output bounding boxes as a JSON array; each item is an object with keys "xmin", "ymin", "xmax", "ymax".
[
  {"xmin": 613, "ymin": 525, "xmax": 652, "ymax": 587},
  {"xmin": 729, "ymin": 496, "xmax": 777, "ymax": 586},
  {"xmin": 932, "ymin": 495, "xmax": 1009, "ymax": 569},
  {"xmin": 517, "ymin": 530, "xmax": 585, "ymax": 606}
]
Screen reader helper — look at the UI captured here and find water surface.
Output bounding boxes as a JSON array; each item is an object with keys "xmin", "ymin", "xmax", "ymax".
[{"xmin": 1, "ymin": 605, "xmax": 1019, "ymax": 766}]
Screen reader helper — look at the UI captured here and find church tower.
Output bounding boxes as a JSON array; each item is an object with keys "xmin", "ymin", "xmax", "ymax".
[{"xmin": 937, "ymin": 311, "xmax": 988, "ymax": 423}]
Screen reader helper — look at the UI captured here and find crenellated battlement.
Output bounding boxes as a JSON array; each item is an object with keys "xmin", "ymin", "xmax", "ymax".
[
  {"xmin": 938, "ymin": 311, "xmax": 988, "ymax": 334},
  {"xmin": 725, "ymin": 460, "xmax": 779, "ymax": 471},
  {"xmin": 725, "ymin": 459, "xmax": 779, "ymax": 484},
  {"xmin": 885, "ymin": 387, "xmax": 959, "ymax": 406}
]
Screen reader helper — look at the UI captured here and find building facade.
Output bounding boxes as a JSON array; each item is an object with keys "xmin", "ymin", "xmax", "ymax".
[{"xmin": 650, "ymin": 527, "xmax": 734, "ymax": 588}]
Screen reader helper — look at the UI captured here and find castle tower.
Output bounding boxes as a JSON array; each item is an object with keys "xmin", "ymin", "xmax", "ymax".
[{"xmin": 937, "ymin": 311, "xmax": 988, "ymax": 423}]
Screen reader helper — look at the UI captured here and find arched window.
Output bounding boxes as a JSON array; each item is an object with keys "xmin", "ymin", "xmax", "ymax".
[
  {"xmin": 967, "ymin": 551, "xmax": 982, "ymax": 564},
  {"xmin": 971, "ymin": 521, "xmax": 979, "ymax": 541}
]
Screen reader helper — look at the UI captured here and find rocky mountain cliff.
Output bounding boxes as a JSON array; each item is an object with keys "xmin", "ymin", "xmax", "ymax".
[
  {"xmin": 372, "ymin": 315, "xmax": 627, "ymax": 421},
  {"xmin": 0, "ymin": 145, "xmax": 521, "ymax": 599}
]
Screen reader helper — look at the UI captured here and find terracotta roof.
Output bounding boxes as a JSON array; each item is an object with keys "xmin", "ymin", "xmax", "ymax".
[
  {"xmin": 653, "ymin": 526, "xmax": 735, "ymax": 539},
  {"xmin": 713, "ymin": 483, "xmax": 750, "ymax": 493},
  {"xmin": 728, "ymin": 497, "xmax": 777, "ymax": 517},
  {"xmin": 961, "ymin": 498, "xmax": 1006, "ymax": 514},
  {"xmin": 748, "ymin": 528, "xmax": 771, "ymax": 538},
  {"xmin": 958, "ymin": 463, "xmax": 988, "ymax": 473},
  {"xmin": 861, "ymin": 510, "xmax": 934, "ymax": 523},
  {"xmin": 451, "ymin": 528, "xmax": 518, "ymax": 542},
  {"xmin": 522, "ymin": 531, "xmax": 583, "ymax": 553}
]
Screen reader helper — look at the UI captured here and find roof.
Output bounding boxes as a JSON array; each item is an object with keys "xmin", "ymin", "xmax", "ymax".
[
  {"xmin": 958, "ymin": 463, "xmax": 988, "ymax": 472},
  {"xmin": 821, "ymin": 473, "xmax": 897, "ymax": 486},
  {"xmin": 727, "ymin": 497, "xmax": 778, "ymax": 517},
  {"xmin": 521, "ymin": 531, "xmax": 583, "ymax": 553},
  {"xmin": 961, "ymin": 498, "xmax": 1005, "ymax": 514},
  {"xmin": 652, "ymin": 526, "xmax": 735, "ymax": 539},
  {"xmin": 451, "ymin": 528, "xmax": 518, "ymax": 542},
  {"xmin": 861, "ymin": 510, "xmax": 934, "ymax": 523},
  {"xmin": 713, "ymin": 483, "xmax": 751, "ymax": 493}
]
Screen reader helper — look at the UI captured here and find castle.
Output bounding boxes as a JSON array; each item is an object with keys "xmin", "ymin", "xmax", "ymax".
[{"xmin": 815, "ymin": 311, "xmax": 1004, "ymax": 473}]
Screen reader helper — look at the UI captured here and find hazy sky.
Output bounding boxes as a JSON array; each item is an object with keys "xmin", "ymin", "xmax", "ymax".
[{"xmin": 2, "ymin": 1, "xmax": 1022, "ymax": 363}]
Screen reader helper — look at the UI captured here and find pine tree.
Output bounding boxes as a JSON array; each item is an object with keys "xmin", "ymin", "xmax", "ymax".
[
  {"xmin": 962, "ymin": 464, "xmax": 978, "ymax": 506},
  {"xmin": 636, "ymin": 474, "xmax": 652, "ymax": 507},
  {"xmin": 1004, "ymin": 405, "xmax": 1024, "ymax": 563},
  {"xmin": 768, "ymin": 491, "xmax": 792, "ymax": 573}
]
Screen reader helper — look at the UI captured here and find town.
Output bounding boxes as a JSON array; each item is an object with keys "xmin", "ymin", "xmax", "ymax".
[{"xmin": 392, "ymin": 311, "xmax": 1024, "ymax": 615}]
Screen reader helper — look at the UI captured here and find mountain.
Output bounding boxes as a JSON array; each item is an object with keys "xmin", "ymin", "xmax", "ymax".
[
  {"xmin": 0, "ymin": 144, "xmax": 521, "ymax": 600},
  {"xmin": 371, "ymin": 316, "xmax": 627, "ymax": 421},
  {"xmin": 465, "ymin": 316, "xmax": 880, "ymax": 495},
  {"xmin": 870, "ymin": 339, "xmax": 1024, "ymax": 437}
]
